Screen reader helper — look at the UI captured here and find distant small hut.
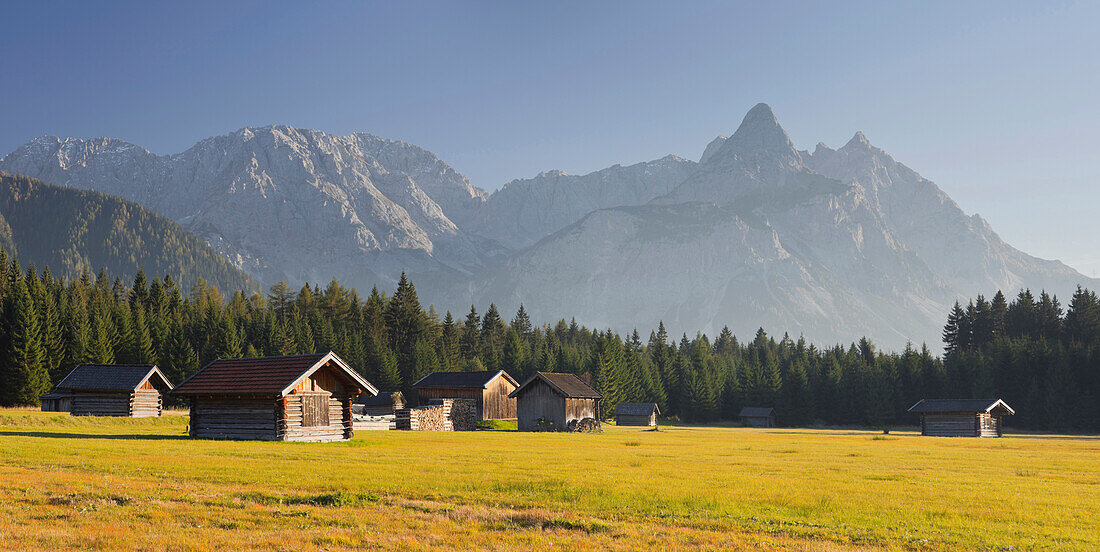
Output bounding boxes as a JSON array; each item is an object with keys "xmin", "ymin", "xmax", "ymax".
[
  {"xmin": 412, "ymin": 370, "xmax": 519, "ymax": 420},
  {"xmin": 739, "ymin": 407, "xmax": 776, "ymax": 428},
  {"xmin": 39, "ymin": 392, "xmax": 72, "ymax": 412},
  {"xmin": 509, "ymin": 372, "xmax": 602, "ymax": 432},
  {"xmin": 357, "ymin": 391, "xmax": 406, "ymax": 417},
  {"xmin": 172, "ymin": 351, "xmax": 377, "ymax": 442},
  {"xmin": 908, "ymin": 399, "xmax": 1015, "ymax": 437},
  {"xmin": 42, "ymin": 364, "xmax": 173, "ymax": 417},
  {"xmin": 615, "ymin": 402, "xmax": 659, "ymax": 427}
]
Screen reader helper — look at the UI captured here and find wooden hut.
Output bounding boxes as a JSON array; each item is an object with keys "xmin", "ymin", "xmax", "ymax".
[
  {"xmin": 412, "ymin": 370, "xmax": 519, "ymax": 420},
  {"xmin": 357, "ymin": 391, "xmax": 406, "ymax": 417},
  {"xmin": 43, "ymin": 364, "xmax": 173, "ymax": 417},
  {"xmin": 908, "ymin": 399, "xmax": 1015, "ymax": 437},
  {"xmin": 614, "ymin": 402, "xmax": 659, "ymax": 426},
  {"xmin": 39, "ymin": 392, "xmax": 72, "ymax": 412},
  {"xmin": 172, "ymin": 351, "xmax": 377, "ymax": 442},
  {"xmin": 509, "ymin": 372, "xmax": 602, "ymax": 431},
  {"xmin": 739, "ymin": 407, "xmax": 776, "ymax": 427}
]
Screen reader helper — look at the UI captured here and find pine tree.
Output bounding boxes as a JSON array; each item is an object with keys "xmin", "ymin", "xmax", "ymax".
[
  {"xmin": 480, "ymin": 304, "xmax": 506, "ymax": 370},
  {"xmin": 511, "ymin": 304, "xmax": 533, "ymax": 338},
  {"xmin": 440, "ymin": 312, "xmax": 461, "ymax": 371},
  {"xmin": 1, "ymin": 278, "xmax": 49, "ymax": 405},
  {"xmin": 38, "ymin": 288, "xmax": 66, "ymax": 383},
  {"xmin": 459, "ymin": 305, "xmax": 480, "ymax": 361},
  {"xmin": 129, "ymin": 303, "xmax": 156, "ymax": 365},
  {"xmin": 502, "ymin": 328, "xmax": 528, "ymax": 377},
  {"xmin": 164, "ymin": 323, "xmax": 199, "ymax": 384},
  {"xmin": 374, "ymin": 343, "xmax": 402, "ymax": 392}
]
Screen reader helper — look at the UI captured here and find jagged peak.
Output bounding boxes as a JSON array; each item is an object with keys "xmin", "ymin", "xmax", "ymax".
[
  {"xmin": 842, "ymin": 131, "xmax": 872, "ymax": 150},
  {"xmin": 813, "ymin": 142, "xmax": 834, "ymax": 156},
  {"xmin": 718, "ymin": 102, "xmax": 797, "ymax": 160}
]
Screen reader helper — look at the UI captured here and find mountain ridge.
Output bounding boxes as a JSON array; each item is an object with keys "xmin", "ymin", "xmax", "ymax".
[{"xmin": 3, "ymin": 106, "xmax": 1095, "ymax": 349}]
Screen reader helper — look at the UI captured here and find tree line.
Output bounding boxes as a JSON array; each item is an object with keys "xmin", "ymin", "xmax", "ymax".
[
  {"xmin": 0, "ymin": 249, "xmax": 1096, "ymax": 431},
  {"xmin": 941, "ymin": 289, "xmax": 1100, "ymax": 431}
]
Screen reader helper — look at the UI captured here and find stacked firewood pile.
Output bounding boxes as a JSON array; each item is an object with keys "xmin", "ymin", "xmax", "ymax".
[
  {"xmin": 567, "ymin": 418, "xmax": 602, "ymax": 433},
  {"xmin": 394, "ymin": 399, "xmax": 477, "ymax": 431},
  {"xmin": 446, "ymin": 399, "xmax": 477, "ymax": 431}
]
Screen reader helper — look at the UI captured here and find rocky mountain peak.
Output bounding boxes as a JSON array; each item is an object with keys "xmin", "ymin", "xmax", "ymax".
[
  {"xmin": 842, "ymin": 131, "xmax": 875, "ymax": 152},
  {"xmin": 719, "ymin": 102, "xmax": 796, "ymax": 158}
]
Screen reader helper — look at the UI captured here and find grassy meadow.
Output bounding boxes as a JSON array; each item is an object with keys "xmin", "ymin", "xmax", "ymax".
[{"xmin": 0, "ymin": 410, "xmax": 1096, "ymax": 551}]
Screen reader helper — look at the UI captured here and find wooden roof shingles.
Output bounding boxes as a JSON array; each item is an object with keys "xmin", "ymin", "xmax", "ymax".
[
  {"xmin": 615, "ymin": 402, "xmax": 659, "ymax": 416},
  {"xmin": 509, "ymin": 372, "xmax": 602, "ymax": 399},
  {"xmin": 739, "ymin": 407, "xmax": 775, "ymax": 418},
  {"xmin": 412, "ymin": 370, "xmax": 518, "ymax": 389},
  {"xmin": 172, "ymin": 351, "xmax": 377, "ymax": 397},
  {"xmin": 908, "ymin": 399, "xmax": 1015, "ymax": 415},
  {"xmin": 55, "ymin": 364, "xmax": 173, "ymax": 392}
]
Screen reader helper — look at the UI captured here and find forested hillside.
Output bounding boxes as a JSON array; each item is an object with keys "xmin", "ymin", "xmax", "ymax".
[
  {"xmin": 0, "ymin": 173, "xmax": 255, "ymax": 294},
  {"xmin": 0, "ymin": 252, "xmax": 1096, "ymax": 430}
]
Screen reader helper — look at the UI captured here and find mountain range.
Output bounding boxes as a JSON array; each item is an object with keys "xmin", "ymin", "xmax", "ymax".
[{"xmin": 2, "ymin": 104, "xmax": 1093, "ymax": 349}]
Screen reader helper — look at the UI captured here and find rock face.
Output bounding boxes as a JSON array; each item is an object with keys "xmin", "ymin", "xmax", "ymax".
[
  {"xmin": 0, "ymin": 127, "xmax": 494, "ymax": 291},
  {"xmin": 3, "ymin": 106, "xmax": 1095, "ymax": 349},
  {"xmin": 466, "ymin": 155, "xmax": 696, "ymax": 249}
]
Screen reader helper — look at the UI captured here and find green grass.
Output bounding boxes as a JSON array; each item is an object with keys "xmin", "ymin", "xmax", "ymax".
[{"xmin": 0, "ymin": 410, "xmax": 1096, "ymax": 551}]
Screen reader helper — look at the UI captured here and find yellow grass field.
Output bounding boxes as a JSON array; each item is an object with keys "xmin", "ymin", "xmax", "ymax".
[{"xmin": 0, "ymin": 410, "xmax": 1096, "ymax": 551}]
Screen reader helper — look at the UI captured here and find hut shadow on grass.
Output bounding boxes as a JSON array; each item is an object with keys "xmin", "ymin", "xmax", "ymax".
[{"xmin": 0, "ymin": 430, "xmax": 190, "ymax": 441}]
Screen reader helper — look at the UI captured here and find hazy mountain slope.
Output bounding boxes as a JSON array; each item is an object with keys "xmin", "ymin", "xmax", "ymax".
[
  {"xmin": 804, "ymin": 133, "xmax": 1088, "ymax": 296},
  {"xmin": 0, "ymin": 172, "xmax": 256, "ymax": 292},
  {"xmin": 0, "ymin": 126, "xmax": 493, "ymax": 292},
  {"xmin": 469, "ymin": 156, "xmax": 696, "ymax": 249},
  {"xmin": 466, "ymin": 104, "xmax": 1096, "ymax": 348}
]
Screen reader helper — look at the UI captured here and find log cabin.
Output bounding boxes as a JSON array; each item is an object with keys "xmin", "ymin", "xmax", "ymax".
[
  {"xmin": 411, "ymin": 370, "xmax": 518, "ymax": 420},
  {"xmin": 739, "ymin": 407, "xmax": 777, "ymax": 427},
  {"xmin": 614, "ymin": 402, "xmax": 660, "ymax": 426},
  {"xmin": 42, "ymin": 364, "xmax": 173, "ymax": 417},
  {"xmin": 171, "ymin": 351, "xmax": 377, "ymax": 442},
  {"xmin": 908, "ymin": 399, "xmax": 1015, "ymax": 437},
  {"xmin": 509, "ymin": 372, "xmax": 602, "ymax": 431}
]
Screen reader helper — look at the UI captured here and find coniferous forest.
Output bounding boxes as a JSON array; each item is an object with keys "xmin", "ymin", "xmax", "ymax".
[{"xmin": 0, "ymin": 248, "xmax": 1097, "ymax": 432}]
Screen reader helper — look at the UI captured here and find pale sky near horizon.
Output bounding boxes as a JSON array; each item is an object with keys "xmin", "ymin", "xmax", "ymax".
[{"xmin": 1, "ymin": 1, "xmax": 1098, "ymax": 277}]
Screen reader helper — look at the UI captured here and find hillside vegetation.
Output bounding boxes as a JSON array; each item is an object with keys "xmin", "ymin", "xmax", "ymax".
[
  {"xmin": 0, "ymin": 172, "xmax": 255, "ymax": 294},
  {"xmin": 0, "ymin": 411, "xmax": 1095, "ymax": 551}
]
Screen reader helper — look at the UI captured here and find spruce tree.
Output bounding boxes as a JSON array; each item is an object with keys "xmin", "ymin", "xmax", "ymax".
[{"xmin": 1, "ymin": 278, "xmax": 49, "ymax": 405}]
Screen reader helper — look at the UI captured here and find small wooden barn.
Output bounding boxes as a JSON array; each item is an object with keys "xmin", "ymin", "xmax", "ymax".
[
  {"xmin": 614, "ymin": 402, "xmax": 659, "ymax": 426},
  {"xmin": 39, "ymin": 392, "xmax": 72, "ymax": 412},
  {"xmin": 42, "ymin": 364, "xmax": 173, "ymax": 417},
  {"xmin": 412, "ymin": 370, "xmax": 519, "ymax": 420},
  {"xmin": 739, "ymin": 406, "xmax": 776, "ymax": 427},
  {"xmin": 172, "ymin": 351, "xmax": 377, "ymax": 442},
  {"xmin": 908, "ymin": 399, "xmax": 1015, "ymax": 437},
  {"xmin": 357, "ymin": 391, "xmax": 406, "ymax": 417},
  {"xmin": 509, "ymin": 372, "xmax": 602, "ymax": 431}
]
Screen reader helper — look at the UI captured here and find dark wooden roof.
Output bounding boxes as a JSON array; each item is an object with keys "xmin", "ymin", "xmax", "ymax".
[
  {"xmin": 172, "ymin": 351, "xmax": 377, "ymax": 397},
  {"xmin": 739, "ymin": 407, "xmax": 775, "ymax": 418},
  {"xmin": 615, "ymin": 402, "xmax": 659, "ymax": 416},
  {"xmin": 908, "ymin": 399, "xmax": 1015, "ymax": 415},
  {"xmin": 412, "ymin": 370, "xmax": 519, "ymax": 389},
  {"xmin": 509, "ymin": 372, "xmax": 602, "ymax": 399},
  {"xmin": 55, "ymin": 364, "xmax": 173, "ymax": 392}
]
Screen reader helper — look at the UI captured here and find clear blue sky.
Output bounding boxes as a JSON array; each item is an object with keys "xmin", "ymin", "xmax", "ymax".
[{"xmin": 1, "ymin": 1, "xmax": 1098, "ymax": 276}]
